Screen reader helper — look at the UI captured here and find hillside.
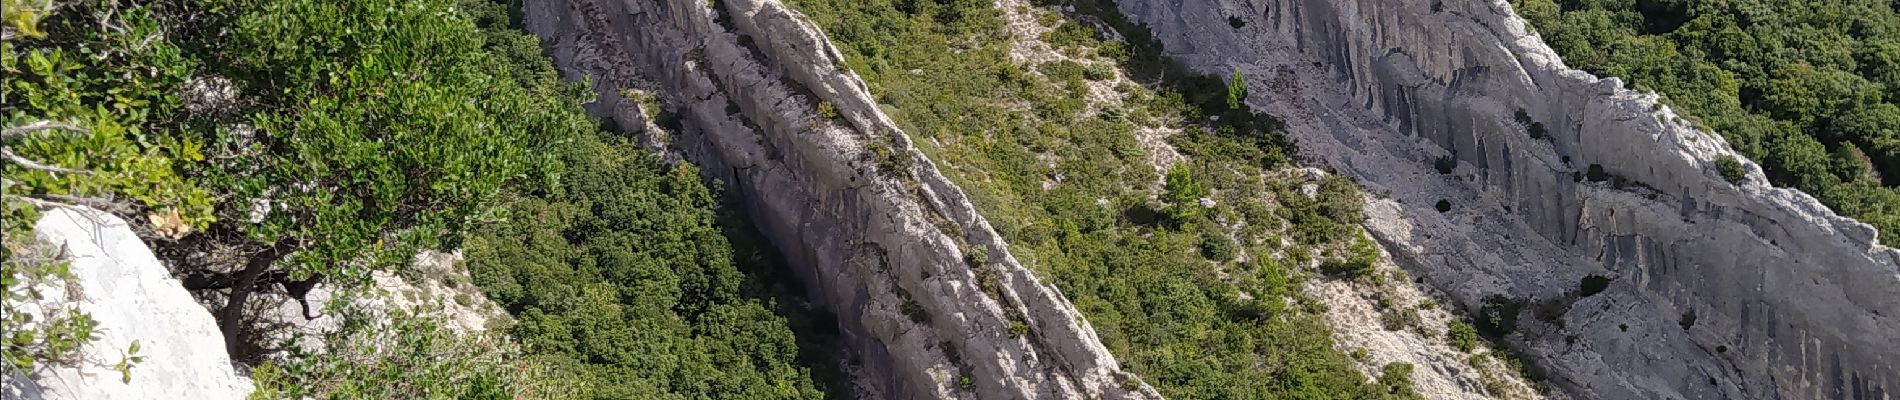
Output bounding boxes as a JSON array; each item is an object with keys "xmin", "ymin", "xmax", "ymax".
[{"xmin": 4, "ymin": 0, "xmax": 1895, "ymax": 399}]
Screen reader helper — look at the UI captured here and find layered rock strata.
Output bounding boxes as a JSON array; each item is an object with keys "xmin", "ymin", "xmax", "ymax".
[
  {"xmin": 1110, "ymin": 0, "xmax": 1900, "ymax": 398},
  {"xmin": 520, "ymin": 0, "xmax": 1161, "ymax": 398}
]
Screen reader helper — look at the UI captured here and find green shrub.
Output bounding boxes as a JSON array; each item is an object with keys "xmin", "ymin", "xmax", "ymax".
[
  {"xmin": 1083, "ymin": 62, "xmax": 1115, "ymax": 81},
  {"xmin": 817, "ymin": 100, "xmax": 839, "ymax": 120},
  {"xmin": 1199, "ymin": 227, "xmax": 1237, "ymax": 262},
  {"xmin": 1379, "ymin": 362, "xmax": 1422, "ymax": 399},
  {"xmin": 1680, "ymin": 309, "xmax": 1698, "ymax": 331},
  {"xmin": 1226, "ymin": 69, "xmax": 1248, "ymax": 111},
  {"xmin": 1163, "ymin": 164, "xmax": 1209, "ymax": 223},
  {"xmin": 1435, "ymin": 155, "xmax": 1456, "ymax": 174},
  {"xmin": 1475, "ymin": 295, "xmax": 1524, "ymax": 339},
  {"xmin": 1321, "ymin": 233, "xmax": 1381, "ymax": 279},
  {"xmin": 1435, "ymin": 199, "xmax": 1452, "ymax": 213},
  {"xmin": 1716, "ymin": 155, "xmax": 1747, "ymax": 185},
  {"xmin": 1382, "ymin": 307, "xmax": 1421, "ymax": 332},
  {"xmin": 248, "ymin": 307, "xmax": 554, "ymax": 400},
  {"xmin": 1448, "ymin": 320, "xmax": 1480, "ymax": 353},
  {"xmin": 966, "ymin": 246, "xmax": 991, "ymax": 267}
]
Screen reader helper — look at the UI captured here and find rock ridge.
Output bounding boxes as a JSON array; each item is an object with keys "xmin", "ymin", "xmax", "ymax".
[
  {"xmin": 520, "ymin": 0, "xmax": 1161, "ymax": 398},
  {"xmin": 1109, "ymin": 0, "xmax": 1899, "ymax": 398}
]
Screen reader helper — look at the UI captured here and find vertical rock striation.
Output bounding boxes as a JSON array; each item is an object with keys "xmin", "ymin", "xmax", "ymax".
[
  {"xmin": 519, "ymin": 0, "xmax": 1161, "ymax": 398},
  {"xmin": 1110, "ymin": 0, "xmax": 1898, "ymax": 398}
]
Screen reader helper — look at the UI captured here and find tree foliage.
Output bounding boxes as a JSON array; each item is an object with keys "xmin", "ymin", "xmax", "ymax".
[
  {"xmin": 464, "ymin": 133, "xmax": 839, "ymax": 399},
  {"xmin": 1514, "ymin": 0, "xmax": 1900, "ymax": 240}
]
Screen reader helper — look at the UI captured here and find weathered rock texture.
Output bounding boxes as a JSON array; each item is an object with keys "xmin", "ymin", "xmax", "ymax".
[
  {"xmin": 520, "ymin": 0, "xmax": 1160, "ymax": 398},
  {"xmin": 3, "ymin": 208, "xmax": 252, "ymax": 400},
  {"xmin": 1109, "ymin": 0, "xmax": 1900, "ymax": 399}
]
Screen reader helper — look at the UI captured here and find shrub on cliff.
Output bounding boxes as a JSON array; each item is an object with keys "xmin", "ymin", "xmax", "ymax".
[
  {"xmin": 1716, "ymin": 155, "xmax": 1747, "ymax": 185},
  {"xmin": 1448, "ymin": 320, "xmax": 1480, "ymax": 353}
]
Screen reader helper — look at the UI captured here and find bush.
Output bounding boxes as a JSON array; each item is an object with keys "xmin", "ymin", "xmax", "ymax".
[
  {"xmin": 1680, "ymin": 309, "xmax": 1698, "ymax": 331},
  {"xmin": 1448, "ymin": 320, "xmax": 1480, "ymax": 353},
  {"xmin": 960, "ymin": 243, "xmax": 989, "ymax": 266},
  {"xmin": 817, "ymin": 100, "xmax": 839, "ymax": 120},
  {"xmin": 1199, "ymin": 227, "xmax": 1237, "ymax": 262},
  {"xmin": 1382, "ymin": 307, "xmax": 1421, "ymax": 332},
  {"xmin": 1475, "ymin": 295, "xmax": 1524, "ymax": 339},
  {"xmin": 248, "ymin": 307, "xmax": 553, "ymax": 400},
  {"xmin": 1586, "ymin": 164, "xmax": 1610, "ymax": 182},
  {"xmin": 1321, "ymin": 233, "xmax": 1381, "ymax": 279},
  {"xmin": 1083, "ymin": 63, "xmax": 1115, "ymax": 81},
  {"xmin": 1379, "ymin": 362, "xmax": 1422, "ymax": 399},
  {"xmin": 1226, "ymin": 69, "xmax": 1248, "ymax": 111},
  {"xmin": 1435, "ymin": 155, "xmax": 1456, "ymax": 174},
  {"xmin": 1435, "ymin": 199, "xmax": 1452, "ymax": 213},
  {"xmin": 1715, "ymin": 155, "xmax": 1747, "ymax": 185},
  {"xmin": 1163, "ymin": 164, "xmax": 1210, "ymax": 223}
]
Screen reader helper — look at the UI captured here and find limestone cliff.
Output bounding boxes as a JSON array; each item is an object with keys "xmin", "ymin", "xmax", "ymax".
[
  {"xmin": 3, "ymin": 208, "xmax": 252, "ymax": 400},
  {"xmin": 1110, "ymin": 0, "xmax": 1899, "ymax": 398},
  {"xmin": 520, "ymin": 0, "xmax": 1161, "ymax": 398}
]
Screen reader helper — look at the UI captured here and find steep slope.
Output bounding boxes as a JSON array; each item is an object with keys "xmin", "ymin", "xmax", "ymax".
[
  {"xmin": 1107, "ymin": 0, "xmax": 1900, "ymax": 398},
  {"xmin": 521, "ymin": 0, "xmax": 1159, "ymax": 398}
]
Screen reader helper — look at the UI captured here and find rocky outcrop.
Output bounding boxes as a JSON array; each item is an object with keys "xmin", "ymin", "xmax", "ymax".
[
  {"xmin": 1109, "ymin": 0, "xmax": 1899, "ymax": 398},
  {"xmin": 520, "ymin": 0, "xmax": 1160, "ymax": 398},
  {"xmin": 3, "ymin": 208, "xmax": 252, "ymax": 400}
]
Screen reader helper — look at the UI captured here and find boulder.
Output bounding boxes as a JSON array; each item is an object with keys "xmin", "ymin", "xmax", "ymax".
[{"xmin": 4, "ymin": 207, "xmax": 251, "ymax": 400}]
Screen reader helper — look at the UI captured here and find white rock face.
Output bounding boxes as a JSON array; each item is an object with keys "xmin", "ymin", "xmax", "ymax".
[
  {"xmin": 1110, "ymin": 0, "xmax": 1900, "ymax": 398},
  {"xmin": 520, "ymin": 0, "xmax": 1160, "ymax": 399},
  {"xmin": 4, "ymin": 208, "xmax": 252, "ymax": 400}
]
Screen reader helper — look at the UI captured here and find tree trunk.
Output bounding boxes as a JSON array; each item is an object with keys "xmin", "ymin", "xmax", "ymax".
[{"xmin": 217, "ymin": 239, "xmax": 294, "ymax": 360}]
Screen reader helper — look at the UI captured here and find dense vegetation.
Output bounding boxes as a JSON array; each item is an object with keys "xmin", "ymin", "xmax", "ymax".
[
  {"xmin": 1513, "ymin": 0, "xmax": 1900, "ymax": 239},
  {"xmin": 462, "ymin": 132, "xmax": 845, "ymax": 399},
  {"xmin": 5, "ymin": 0, "xmax": 838, "ymax": 396},
  {"xmin": 785, "ymin": 0, "xmax": 1420, "ymax": 397}
]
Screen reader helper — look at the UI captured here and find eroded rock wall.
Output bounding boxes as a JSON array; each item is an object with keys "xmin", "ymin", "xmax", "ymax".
[
  {"xmin": 1111, "ymin": 0, "xmax": 1900, "ymax": 398},
  {"xmin": 519, "ymin": 0, "xmax": 1159, "ymax": 398}
]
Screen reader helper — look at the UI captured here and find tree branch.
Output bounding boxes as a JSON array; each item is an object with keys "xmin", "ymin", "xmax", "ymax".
[
  {"xmin": 2, "ymin": 121, "xmax": 90, "ymax": 142},
  {"xmin": 4, "ymin": 194, "xmax": 133, "ymax": 214},
  {"xmin": 1, "ymin": 147, "xmax": 94, "ymax": 175}
]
